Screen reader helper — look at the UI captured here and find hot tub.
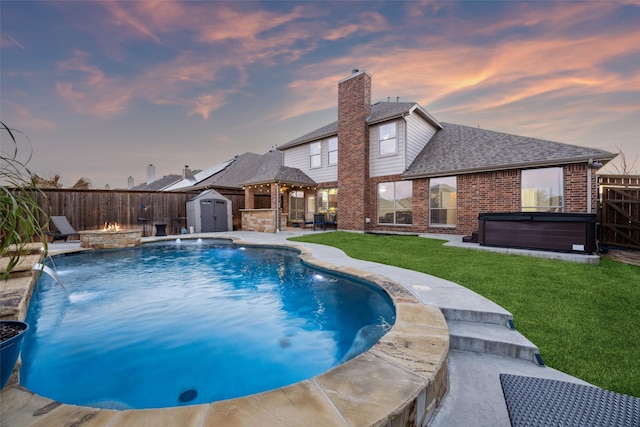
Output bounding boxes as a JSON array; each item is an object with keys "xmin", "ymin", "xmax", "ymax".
[{"xmin": 478, "ymin": 212, "xmax": 597, "ymax": 254}]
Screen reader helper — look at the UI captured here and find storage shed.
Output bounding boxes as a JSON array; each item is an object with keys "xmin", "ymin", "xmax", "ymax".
[{"xmin": 186, "ymin": 190, "xmax": 232, "ymax": 233}]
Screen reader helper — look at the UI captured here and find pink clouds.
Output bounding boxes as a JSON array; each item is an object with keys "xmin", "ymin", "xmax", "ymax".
[
  {"xmin": 4, "ymin": 0, "xmax": 637, "ymax": 186},
  {"xmin": 55, "ymin": 51, "xmax": 133, "ymax": 117},
  {"xmin": 279, "ymin": 1, "xmax": 639, "ymax": 127}
]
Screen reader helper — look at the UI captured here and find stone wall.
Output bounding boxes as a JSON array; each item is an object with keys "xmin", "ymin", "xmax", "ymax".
[
  {"xmin": 241, "ymin": 209, "xmax": 277, "ymax": 233},
  {"xmin": 79, "ymin": 230, "xmax": 142, "ymax": 249}
]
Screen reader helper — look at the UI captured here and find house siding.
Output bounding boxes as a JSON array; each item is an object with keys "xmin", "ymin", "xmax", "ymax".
[
  {"xmin": 369, "ymin": 119, "xmax": 406, "ymax": 178},
  {"xmin": 283, "ymin": 140, "xmax": 338, "ymax": 184},
  {"xmin": 405, "ymin": 114, "xmax": 438, "ymax": 168}
]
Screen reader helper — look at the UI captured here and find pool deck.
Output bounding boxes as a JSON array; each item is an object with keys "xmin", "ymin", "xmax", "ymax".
[{"xmin": 0, "ymin": 230, "xmax": 594, "ymax": 427}]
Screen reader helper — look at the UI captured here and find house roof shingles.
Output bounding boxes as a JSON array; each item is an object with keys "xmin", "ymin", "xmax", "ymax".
[
  {"xmin": 131, "ymin": 174, "xmax": 182, "ymax": 191},
  {"xmin": 402, "ymin": 123, "xmax": 617, "ymax": 178},
  {"xmin": 241, "ymin": 150, "xmax": 316, "ymax": 187}
]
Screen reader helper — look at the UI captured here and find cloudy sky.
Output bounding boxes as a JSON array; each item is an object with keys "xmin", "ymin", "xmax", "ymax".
[{"xmin": 2, "ymin": 1, "xmax": 639, "ymax": 189}]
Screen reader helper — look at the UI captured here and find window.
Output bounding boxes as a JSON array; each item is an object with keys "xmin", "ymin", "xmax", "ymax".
[
  {"xmin": 521, "ymin": 167, "xmax": 563, "ymax": 212},
  {"xmin": 379, "ymin": 123, "xmax": 397, "ymax": 156},
  {"xmin": 430, "ymin": 177, "xmax": 457, "ymax": 226},
  {"xmin": 378, "ymin": 181, "xmax": 412, "ymax": 224},
  {"xmin": 310, "ymin": 141, "xmax": 321, "ymax": 168},
  {"xmin": 318, "ymin": 188, "xmax": 338, "ymax": 217},
  {"xmin": 289, "ymin": 191, "xmax": 305, "ymax": 221},
  {"xmin": 328, "ymin": 137, "xmax": 338, "ymax": 165}
]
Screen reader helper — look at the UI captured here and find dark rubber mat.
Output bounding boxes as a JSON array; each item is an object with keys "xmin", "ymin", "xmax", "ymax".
[{"xmin": 500, "ymin": 374, "xmax": 640, "ymax": 427}]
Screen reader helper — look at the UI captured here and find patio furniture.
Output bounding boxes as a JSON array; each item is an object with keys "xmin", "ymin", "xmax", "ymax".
[
  {"xmin": 47, "ymin": 216, "xmax": 79, "ymax": 242},
  {"xmin": 303, "ymin": 216, "xmax": 314, "ymax": 229},
  {"xmin": 326, "ymin": 213, "xmax": 337, "ymax": 229},
  {"xmin": 154, "ymin": 223, "xmax": 167, "ymax": 237},
  {"xmin": 313, "ymin": 214, "xmax": 325, "ymax": 231}
]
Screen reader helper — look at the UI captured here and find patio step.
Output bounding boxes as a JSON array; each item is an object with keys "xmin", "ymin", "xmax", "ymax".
[
  {"xmin": 440, "ymin": 307, "xmax": 514, "ymax": 329},
  {"xmin": 446, "ymin": 320, "xmax": 544, "ymax": 366}
]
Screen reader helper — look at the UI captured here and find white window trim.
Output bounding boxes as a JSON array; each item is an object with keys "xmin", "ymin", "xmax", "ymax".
[
  {"xmin": 377, "ymin": 181, "xmax": 412, "ymax": 225},
  {"xmin": 327, "ymin": 137, "xmax": 338, "ymax": 166},
  {"xmin": 379, "ymin": 122, "xmax": 398, "ymax": 157},
  {"xmin": 310, "ymin": 141, "xmax": 322, "ymax": 169},
  {"xmin": 429, "ymin": 176, "xmax": 457, "ymax": 227}
]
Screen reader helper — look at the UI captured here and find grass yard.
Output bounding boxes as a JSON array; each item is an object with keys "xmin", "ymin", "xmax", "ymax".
[{"xmin": 289, "ymin": 232, "xmax": 640, "ymax": 397}]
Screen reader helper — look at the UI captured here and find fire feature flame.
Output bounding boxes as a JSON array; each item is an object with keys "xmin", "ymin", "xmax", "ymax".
[{"xmin": 102, "ymin": 222, "xmax": 121, "ymax": 232}]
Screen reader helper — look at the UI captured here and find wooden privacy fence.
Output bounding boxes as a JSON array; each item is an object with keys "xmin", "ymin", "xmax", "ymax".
[
  {"xmin": 598, "ymin": 175, "xmax": 640, "ymax": 250},
  {"xmin": 34, "ymin": 189, "xmax": 199, "ymax": 236}
]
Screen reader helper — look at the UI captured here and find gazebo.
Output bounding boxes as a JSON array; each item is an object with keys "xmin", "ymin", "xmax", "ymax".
[{"xmin": 241, "ymin": 153, "xmax": 316, "ymax": 233}]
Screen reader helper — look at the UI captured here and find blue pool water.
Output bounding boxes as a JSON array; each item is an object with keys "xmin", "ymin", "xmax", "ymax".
[{"xmin": 21, "ymin": 239, "xmax": 395, "ymax": 409}]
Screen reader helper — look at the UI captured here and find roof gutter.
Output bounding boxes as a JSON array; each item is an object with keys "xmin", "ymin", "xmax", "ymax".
[{"xmin": 401, "ymin": 155, "xmax": 617, "ymax": 180}]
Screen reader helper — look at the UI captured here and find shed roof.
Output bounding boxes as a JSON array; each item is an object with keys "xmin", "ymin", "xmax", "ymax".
[{"xmin": 402, "ymin": 123, "xmax": 617, "ymax": 178}]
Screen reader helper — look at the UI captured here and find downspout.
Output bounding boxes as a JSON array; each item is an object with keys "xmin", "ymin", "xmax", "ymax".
[{"xmin": 587, "ymin": 159, "xmax": 593, "ymax": 213}]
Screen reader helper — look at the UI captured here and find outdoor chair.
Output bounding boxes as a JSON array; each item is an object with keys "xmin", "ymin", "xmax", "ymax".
[
  {"xmin": 47, "ymin": 216, "xmax": 79, "ymax": 242},
  {"xmin": 326, "ymin": 213, "xmax": 337, "ymax": 229},
  {"xmin": 313, "ymin": 213, "xmax": 325, "ymax": 231},
  {"xmin": 303, "ymin": 216, "xmax": 314, "ymax": 229}
]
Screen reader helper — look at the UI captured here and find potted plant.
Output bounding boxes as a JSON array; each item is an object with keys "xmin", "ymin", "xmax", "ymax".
[
  {"xmin": 1, "ymin": 122, "xmax": 47, "ymax": 388},
  {"xmin": 0, "ymin": 320, "xmax": 29, "ymax": 389}
]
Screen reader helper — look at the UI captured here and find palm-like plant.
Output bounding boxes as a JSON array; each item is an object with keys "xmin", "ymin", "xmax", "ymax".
[{"xmin": 1, "ymin": 121, "xmax": 48, "ymax": 279}]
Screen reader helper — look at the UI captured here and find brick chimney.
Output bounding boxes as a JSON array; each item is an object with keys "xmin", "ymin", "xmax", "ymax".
[{"xmin": 337, "ymin": 69, "xmax": 372, "ymax": 231}]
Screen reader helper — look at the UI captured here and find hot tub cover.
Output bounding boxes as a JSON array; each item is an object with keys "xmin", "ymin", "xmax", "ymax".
[{"xmin": 500, "ymin": 374, "xmax": 640, "ymax": 427}]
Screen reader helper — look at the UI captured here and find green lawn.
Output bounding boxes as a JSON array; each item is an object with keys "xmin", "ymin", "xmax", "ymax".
[{"xmin": 289, "ymin": 232, "xmax": 640, "ymax": 397}]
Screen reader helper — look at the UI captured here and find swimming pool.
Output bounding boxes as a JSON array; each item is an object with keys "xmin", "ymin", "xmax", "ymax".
[{"xmin": 21, "ymin": 239, "xmax": 396, "ymax": 409}]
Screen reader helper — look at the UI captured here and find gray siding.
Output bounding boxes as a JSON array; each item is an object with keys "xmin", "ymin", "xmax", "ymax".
[
  {"xmin": 405, "ymin": 114, "xmax": 438, "ymax": 167},
  {"xmin": 283, "ymin": 139, "xmax": 337, "ymax": 184},
  {"xmin": 370, "ymin": 119, "xmax": 406, "ymax": 178}
]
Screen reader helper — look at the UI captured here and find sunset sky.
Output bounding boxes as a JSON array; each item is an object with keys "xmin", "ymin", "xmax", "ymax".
[{"xmin": 2, "ymin": 1, "xmax": 639, "ymax": 189}]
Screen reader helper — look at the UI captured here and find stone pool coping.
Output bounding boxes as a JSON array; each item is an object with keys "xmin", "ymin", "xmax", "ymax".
[{"xmin": 0, "ymin": 236, "xmax": 449, "ymax": 427}]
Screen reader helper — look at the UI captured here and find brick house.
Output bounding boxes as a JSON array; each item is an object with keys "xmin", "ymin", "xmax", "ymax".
[{"xmin": 271, "ymin": 69, "xmax": 616, "ymax": 236}]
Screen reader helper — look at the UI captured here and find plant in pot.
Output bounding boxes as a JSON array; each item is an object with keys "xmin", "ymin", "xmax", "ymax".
[
  {"xmin": 1, "ymin": 121, "xmax": 48, "ymax": 389},
  {"xmin": 0, "ymin": 321, "xmax": 30, "ymax": 388}
]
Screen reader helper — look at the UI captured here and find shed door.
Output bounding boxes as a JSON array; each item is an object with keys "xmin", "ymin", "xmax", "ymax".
[
  {"xmin": 200, "ymin": 199, "xmax": 228, "ymax": 232},
  {"xmin": 200, "ymin": 200, "xmax": 215, "ymax": 232},
  {"xmin": 213, "ymin": 199, "xmax": 228, "ymax": 232}
]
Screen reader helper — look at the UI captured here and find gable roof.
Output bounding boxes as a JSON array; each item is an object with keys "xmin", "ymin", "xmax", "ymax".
[
  {"xmin": 279, "ymin": 101, "xmax": 441, "ymax": 149},
  {"xmin": 240, "ymin": 150, "xmax": 316, "ymax": 187},
  {"xmin": 402, "ymin": 123, "xmax": 617, "ymax": 179}
]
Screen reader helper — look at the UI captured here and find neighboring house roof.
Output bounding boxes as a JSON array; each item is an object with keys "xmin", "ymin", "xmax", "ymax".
[
  {"xmin": 131, "ymin": 174, "xmax": 182, "ymax": 191},
  {"xmin": 162, "ymin": 161, "xmax": 232, "ymax": 191},
  {"xmin": 241, "ymin": 150, "xmax": 316, "ymax": 187},
  {"xmin": 192, "ymin": 152, "xmax": 267, "ymax": 190},
  {"xmin": 279, "ymin": 101, "xmax": 441, "ymax": 149},
  {"xmin": 402, "ymin": 123, "xmax": 617, "ymax": 179}
]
